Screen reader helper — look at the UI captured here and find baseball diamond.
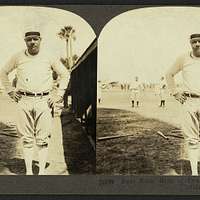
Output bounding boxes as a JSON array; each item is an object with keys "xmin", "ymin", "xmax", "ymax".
[{"xmin": 96, "ymin": 88, "xmax": 191, "ymax": 175}]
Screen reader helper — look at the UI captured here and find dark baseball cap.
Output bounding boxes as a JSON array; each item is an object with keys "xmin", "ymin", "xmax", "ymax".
[
  {"xmin": 25, "ymin": 31, "xmax": 40, "ymax": 37},
  {"xmin": 190, "ymin": 34, "xmax": 200, "ymax": 39}
]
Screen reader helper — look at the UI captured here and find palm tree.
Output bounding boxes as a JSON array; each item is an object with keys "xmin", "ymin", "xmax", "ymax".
[
  {"xmin": 58, "ymin": 26, "xmax": 76, "ymax": 71},
  {"xmin": 58, "ymin": 26, "xmax": 76, "ymax": 109}
]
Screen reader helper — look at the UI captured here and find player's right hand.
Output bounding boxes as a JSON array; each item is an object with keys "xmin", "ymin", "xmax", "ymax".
[
  {"xmin": 47, "ymin": 94, "xmax": 63, "ymax": 108},
  {"xmin": 8, "ymin": 91, "xmax": 22, "ymax": 102},
  {"xmin": 173, "ymin": 92, "xmax": 187, "ymax": 104}
]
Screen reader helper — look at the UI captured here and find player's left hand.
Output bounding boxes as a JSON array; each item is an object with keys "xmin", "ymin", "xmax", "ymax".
[{"xmin": 47, "ymin": 94, "xmax": 63, "ymax": 108}]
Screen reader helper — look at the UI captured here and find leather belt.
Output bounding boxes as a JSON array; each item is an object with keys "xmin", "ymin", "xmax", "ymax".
[
  {"xmin": 183, "ymin": 92, "xmax": 200, "ymax": 98},
  {"xmin": 18, "ymin": 91, "xmax": 49, "ymax": 97}
]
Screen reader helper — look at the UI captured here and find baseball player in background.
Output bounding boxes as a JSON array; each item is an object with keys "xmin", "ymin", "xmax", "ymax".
[
  {"xmin": 0, "ymin": 29, "xmax": 70, "ymax": 175},
  {"xmin": 129, "ymin": 76, "xmax": 141, "ymax": 107},
  {"xmin": 166, "ymin": 33, "xmax": 200, "ymax": 176},
  {"xmin": 159, "ymin": 76, "xmax": 167, "ymax": 108},
  {"xmin": 97, "ymin": 80, "xmax": 102, "ymax": 104}
]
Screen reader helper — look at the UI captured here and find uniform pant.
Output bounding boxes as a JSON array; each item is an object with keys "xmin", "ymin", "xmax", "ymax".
[
  {"xmin": 16, "ymin": 95, "xmax": 53, "ymax": 148},
  {"xmin": 181, "ymin": 98, "xmax": 200, "ymax": 146},
  {"xmin": 130, "ymin": 90, "xmax": 140, "ymax": 101}
]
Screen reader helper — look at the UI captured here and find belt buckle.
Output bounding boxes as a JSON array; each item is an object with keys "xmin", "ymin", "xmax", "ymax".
[
  {"xmin": 21, "ymin": 91, "xmax": 26, "ymax": 96},
  {"xmin": 184, "ymin": 92, "xmax": 191, "ymax": 98}
]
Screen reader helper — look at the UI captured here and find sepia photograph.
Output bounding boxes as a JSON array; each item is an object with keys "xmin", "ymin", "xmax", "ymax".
[
  {"xmin": 96, "ymin": 6, "xmax": 200, "ymax": 176},
  {"xmin": 0, "ymin": 6, "xmax": 96, "ymax": 175},
  {"xmin": 1, "ymin": 3, "xmax": 200, "ymax": 196}
]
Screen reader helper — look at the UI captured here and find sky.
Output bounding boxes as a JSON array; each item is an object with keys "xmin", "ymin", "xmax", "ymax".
[
  {"xmin": 98, "ymin": 7, "xmax": 200, "ymax": 84},
  {"xmin": 0, "ymin": 6, "xmax": 96, "ymax": 82}
]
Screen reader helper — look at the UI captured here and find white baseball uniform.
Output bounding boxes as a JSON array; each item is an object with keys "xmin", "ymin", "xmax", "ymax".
[
  {"xmin": 0, "ymin": 49, "xmax": 70, "ymax": 147},
  {"xmin": 166, "ymin": 51, "xmax": 200, "ymax": 145},
  {"xmin": 97, "ymin": 81, "xmax": 102, "ymax": 103},
  {"xmin": 159, "ymin": 79, "xmax": 167, "ymax": 101},
  {"xmin": 130, "ymin": 79, "xmax": 141, "ymax": 101}
]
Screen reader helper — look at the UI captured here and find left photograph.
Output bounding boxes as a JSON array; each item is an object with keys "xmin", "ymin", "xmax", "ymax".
[{"xmin": 0, "ymin": 6, "xmax": 96, "ymax": 175}]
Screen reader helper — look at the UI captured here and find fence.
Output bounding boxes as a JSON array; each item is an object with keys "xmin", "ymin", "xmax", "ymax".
[{"xmin": 70, "ymin": 38, "xmax": 97, "ymax": 144}]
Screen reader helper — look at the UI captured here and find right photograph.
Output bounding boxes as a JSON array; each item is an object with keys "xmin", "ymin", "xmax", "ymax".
[{"xmin": 96, "ymin": 6, "xmax": 200, "ymax": 176}]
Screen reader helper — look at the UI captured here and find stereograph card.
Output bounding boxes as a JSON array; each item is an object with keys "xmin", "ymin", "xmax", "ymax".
[{"xmin": 0, "ymin": 3, "xmax": 199, "ymax": 196}]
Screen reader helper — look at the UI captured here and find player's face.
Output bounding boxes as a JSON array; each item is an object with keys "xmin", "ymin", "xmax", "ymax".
[
  {"xmin": 190, "ymin": 37, "xmax": 200, "ymax": 56},
  {"xmin": 24, "ymin": 35, "xmax": 41, "ymax": 55}
]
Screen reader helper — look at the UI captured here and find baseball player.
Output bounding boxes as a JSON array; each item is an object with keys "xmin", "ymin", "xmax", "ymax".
[
  {"xmin": 0, "ymin": 30, "xmax": 70, "ymax": 175},
  {"xmin": 129, "ymin": 76, "xmax": 141, "ymax": 107},
  {"xmin": 159, "ymin": 76, "xmax": 167, "ymax": 108},
  {"xmin": 166, "ymin": 33, "xmax": 200, "ymax": 175},
  {"xmin": 97, "ymin": 80, "xmax": 102, "ymax": 104}
]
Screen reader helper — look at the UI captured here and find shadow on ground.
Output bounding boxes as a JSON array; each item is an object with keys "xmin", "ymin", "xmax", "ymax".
[
  {"xmin": 0, "ymin": 111, "xmax": 95, "ymax": 175},
  {"xmin": 61, "ymin": 111, "xmax": 95, "ymax": 174},
  {"xmin": 96, "ymin": 108, "xmax": 192, "ymax": 175}
]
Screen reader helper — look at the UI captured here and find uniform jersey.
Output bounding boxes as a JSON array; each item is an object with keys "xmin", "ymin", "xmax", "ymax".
[
  {"xmin": 166, "ymin": 51, "xmax": 200, "ymax": 95},
  {"xmin": 159, "ymin": 79, "xmax": 167, "ymax": 100},
  {"xmin": 130, "ymin": 80, "xmax": 140, "ymax": 92},
  {"xmin": 0, "ymin": 49, "xmax": 70, "ymax": 96},
  {"xmin": 97, "ymin": 82, "xmax": 102, "ymax": 100}
]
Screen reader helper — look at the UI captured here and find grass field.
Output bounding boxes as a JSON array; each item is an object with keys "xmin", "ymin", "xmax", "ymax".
[{"xmin": 96, "ymin": 89, "xmax": 190, "ymax": 175}]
